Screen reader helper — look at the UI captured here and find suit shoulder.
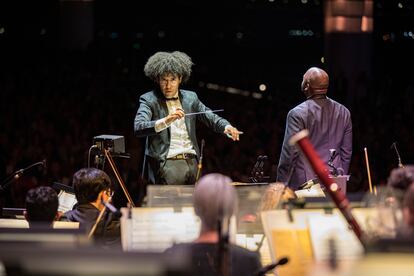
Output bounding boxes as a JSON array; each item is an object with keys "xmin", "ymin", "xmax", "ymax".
[
  {"xmin": 288, "ymin": 102, "xmax": 308, "ymax": 117},
  {"xmin": 329, "ymin": 98, "xmax": 351, "ymax": 114},
  {"xmin": 180, "ymin": 89, "xmax": 198, "ymax": 98},
  {"xmin": 139, "ymin": 90, "xmax": 156, "ymax": 99}
]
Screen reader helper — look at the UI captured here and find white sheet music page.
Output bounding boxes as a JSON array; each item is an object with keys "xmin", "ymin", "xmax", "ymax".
[
  {"xmin": 58, "ymin": 190, "xmax": 78, "ymax": 213},
  {"xmin": 307, "ymin": 212, "xmax": 364, "ymax": 261},
  {"xmin": 121, "ymin": 207, "xmax": 200, "ymax": 252}
]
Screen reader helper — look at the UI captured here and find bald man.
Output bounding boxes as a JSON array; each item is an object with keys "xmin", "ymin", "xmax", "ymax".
[{"xmin": 276, "ymin": 67, "xmax": 352, "ymax": 190}]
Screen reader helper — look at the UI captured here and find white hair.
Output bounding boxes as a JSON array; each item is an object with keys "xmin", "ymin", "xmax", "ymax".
[{"xmin": 193, "ymin": 173, "xmax": 237, "ymax": 231}]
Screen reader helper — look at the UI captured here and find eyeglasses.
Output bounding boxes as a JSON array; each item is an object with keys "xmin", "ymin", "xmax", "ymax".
[{"xmin": 105, "ymin": 189, "xmax": 114, "ymax": 197}]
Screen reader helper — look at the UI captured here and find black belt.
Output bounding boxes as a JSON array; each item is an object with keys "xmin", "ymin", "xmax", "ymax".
[{"xmin": 167, "ymin": 153, "xmax": 197, "ymax": 160}]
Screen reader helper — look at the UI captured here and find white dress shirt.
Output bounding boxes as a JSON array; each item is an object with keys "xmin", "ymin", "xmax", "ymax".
[{"xmin": 154, "ymin": 98, "xmax": 196, "ymax": 158}]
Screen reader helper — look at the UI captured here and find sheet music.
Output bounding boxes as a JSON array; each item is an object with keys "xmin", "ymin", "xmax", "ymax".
[
  {"xmin": 307, "ymin": 212, "xmax": 364, "ymax": 261},
  {"xmin": 121, "ymin": 207, "xmax": 201, "ymax": 252},
  {"xmin": 295, "ymin": 184, "xmax": 326, "ymax": 198},
  {"xmin": 58, "ymin": 190, "xmax": 78, "ymax": 213}
]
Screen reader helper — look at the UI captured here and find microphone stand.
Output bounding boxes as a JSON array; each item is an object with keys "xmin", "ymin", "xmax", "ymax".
[
  {"xmin": 327, "ymin": 149, "xmax": 338, "ymax": 176},
  {"xmin": 0, "ymin": 160, "xmax": 46, "ymax": 194},
  {"xmin": 249, "ymin": 155, "xmax": 263, "ymax": 183},
  {"xmin": 391, "ymin": 142, "xmax": 404, "ymax": 168},
  {"xmin": 195, "ymin": 139, "xmax": 205, "ymax": 183}
]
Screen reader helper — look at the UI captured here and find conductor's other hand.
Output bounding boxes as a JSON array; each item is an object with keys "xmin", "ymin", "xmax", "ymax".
[
  {"xmin": 224, "ymin": 126, "xmax": 243, "ymax": 141},
  {"xmin": 166, "ymin": 108, "xmax": 185, "ymax": 124}
]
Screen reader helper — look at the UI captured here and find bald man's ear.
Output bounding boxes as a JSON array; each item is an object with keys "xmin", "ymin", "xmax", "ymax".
[{"xmin": 301, "ymin": 80, "xmax": 310, "ymax": 93}]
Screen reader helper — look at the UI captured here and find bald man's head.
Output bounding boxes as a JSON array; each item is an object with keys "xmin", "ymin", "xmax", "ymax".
[{"xmin": 301, "ymin": 67, "xmax": 329, "ymax": 98}]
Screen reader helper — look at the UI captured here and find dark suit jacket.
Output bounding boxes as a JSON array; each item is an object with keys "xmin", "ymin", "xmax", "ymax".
[
  {"xmin": 134, "ymin": 89, "xmax": 230, "ymax": 182},
  {"xmin": 61, "ymin": 203, "xmax": 121, "ymax": 248},
  {"xmin": 276, "ymin": 97, "xmax": 352, "ymax": 190}
]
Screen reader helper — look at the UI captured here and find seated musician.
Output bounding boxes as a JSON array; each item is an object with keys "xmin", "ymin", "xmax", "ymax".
[
  {"xmin": 164, "ymin": 173, "xmax": 262, "ymax": 276},
  {"xmin": 24, "ymin": 186, "xmax": 59, "ymax": 228},
  {"xmin": 398, "ymin": 182, "xmax": 414, "ymax": 238},
  {"xmin": 387, "ymin": 165, "xmax": 414, "ymax": 193},
  {"xmin": 60, "ymin": 168, "xmax": 121, "ymax": 248}
]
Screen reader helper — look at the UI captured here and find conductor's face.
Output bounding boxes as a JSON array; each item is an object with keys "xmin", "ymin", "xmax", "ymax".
[{"xmin": 159, "ymin": 73, "xmax": 182, "ymax": 99}]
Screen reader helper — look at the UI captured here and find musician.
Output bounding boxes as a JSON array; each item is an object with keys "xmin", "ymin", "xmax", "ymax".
[
  {"xmin": 387, "ymin": 165, "xmax": 414, "ymax": 192},
  {"xmin": 164, "ymin": 173, "xmax": 262, "ymax": 275},
  {"xmin": 134, "ymin": 51, "xmax": 242, "ymax": 185},
  {"xmin": 60, "ymin": 168, "xmax": 120, "ymax": 247},
  {"xmin": 276, "ymin": 67, "xmax": 352, "ymax": 190},
  {"xmin": 24, "ymin": 186, "xmax": 59, "ymax": 228},
  {"xmin": 398, "ymin": 182, "xmax": 414, "ymax": 238}
]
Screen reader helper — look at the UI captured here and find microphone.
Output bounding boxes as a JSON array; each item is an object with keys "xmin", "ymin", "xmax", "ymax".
[
  {"xmin": 256, "ymin": 257, "xmax": 289, "ymax": 276},
  {"xmin": 327, "ymin": 149, "xmax": 338, "ymax": 176},
  {"xmin": 1, "ymin": 160, "xmax": 47, "ymax": 190},
  {"xmin": 328, "ymin": 149, "xmax": 337, "ymax": 163},
  {"xmin": 1, "ymin": 160, "xmax": 46, "ymax": 194},
  {"xmin": 250, "ymin": 155, "xmax": 263, "ymax": 182}
]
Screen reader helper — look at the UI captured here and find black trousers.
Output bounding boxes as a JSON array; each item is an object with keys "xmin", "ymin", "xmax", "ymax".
[{"xmin": 157, "ymin": 157, "xmax": 198, "ymax": 185}]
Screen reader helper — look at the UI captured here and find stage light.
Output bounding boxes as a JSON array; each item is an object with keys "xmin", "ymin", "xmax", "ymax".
[
  {"xmin": 259, "ymin": 84, "xmax": 267, "ymax": 91},
  {"xmin": 0, "ymin": 27, "xmax": 4, "ymax": 34},
  {"xmin": 398, "ymin": 2, "xmax": 403, "ymax": 8},
  {"xmin": 321, "ymin": 56, "xmax": 325, "ymax": 63}
]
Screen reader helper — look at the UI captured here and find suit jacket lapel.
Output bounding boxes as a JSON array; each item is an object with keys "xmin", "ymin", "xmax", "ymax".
[
  {"xmin": 180, "ymin": 90, "xmax": 192, "ymax": 134},
  {"xmin": 157, "ymin": 93, "xmax": 170, "ymax": 141}
]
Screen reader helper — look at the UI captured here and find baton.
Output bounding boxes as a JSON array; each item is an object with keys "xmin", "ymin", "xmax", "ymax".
[{"xmin": 185, "ymin": 109, "xmax": 224, "ymax": 116}]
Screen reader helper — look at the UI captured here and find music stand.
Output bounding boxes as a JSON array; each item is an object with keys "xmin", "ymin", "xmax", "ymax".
[{"xmin": 146, "ymin": 185, "xmax": 194, "ymax": 210}]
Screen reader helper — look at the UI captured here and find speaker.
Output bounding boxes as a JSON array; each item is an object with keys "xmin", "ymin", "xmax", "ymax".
[{"xmin": 93, "ymin": 134, "xmax": 125, "ymax": 154}]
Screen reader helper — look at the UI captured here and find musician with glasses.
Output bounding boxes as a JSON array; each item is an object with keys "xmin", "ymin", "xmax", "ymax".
[
  {"xmin": 60, "ymin": 168, "xmax": 120, "ymax": 247},
  {"xmin": 134, "ymin": 51, "xmax": 242, "ymax": 185}
]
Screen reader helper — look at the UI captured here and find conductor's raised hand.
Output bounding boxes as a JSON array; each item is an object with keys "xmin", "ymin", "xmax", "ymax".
[
  {"xmin": 165, "ymin": 108, "xmax": 185, "ymax": 125},
  {"xmin": 224, "ymin": 125, "xmax": 243, "ymax": 141}
]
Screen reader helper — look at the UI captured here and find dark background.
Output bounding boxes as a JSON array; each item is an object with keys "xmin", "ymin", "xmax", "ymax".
[{"xmin": 1, "ymin": 0, "xmax": 414, "ymax": 208}]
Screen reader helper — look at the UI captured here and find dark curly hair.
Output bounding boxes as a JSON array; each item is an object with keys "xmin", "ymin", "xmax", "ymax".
[
  {"xmin": 143, "ymin": 51, "xmax": 193, "ymax": 83},
  {"xmin": 25, "ymin": 186, "xmax": 58, "ymax": 223}
]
